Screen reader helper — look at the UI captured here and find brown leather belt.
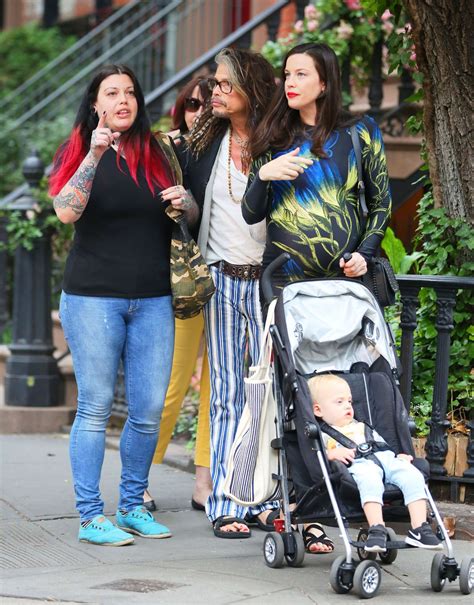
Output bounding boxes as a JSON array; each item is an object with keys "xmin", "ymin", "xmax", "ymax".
[{"xmin": 211, "ymin": 260, "xmax": 261, "ymax": 280}]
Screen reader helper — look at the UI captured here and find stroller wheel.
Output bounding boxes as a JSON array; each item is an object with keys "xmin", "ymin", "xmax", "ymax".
[
  {"xmin": 263, "ymin": 532, "xmax": 285, "ymax": 568},
  {"xmin": 378, "ymin": 527, "xmax": 398, "ymax": 565},
  {"xmin": 353, "ymin": 560, "xmax": 382, "ymax": 599},
  {"xmin": 330, "ymin": 556, "xmax": 354, "ymax": 594},
  {"xmin": 357, "ymin": 528, "xmax": 377, "ymax": 561},
  {"xmin": 459, "ymin": 556, "xmax": 474, "ymax": 595},
  {"xmin": 430, "ymin": 553, "xmax": 447, "ymax": 592},
  {"xmin": 285, "ymin": 530, "xmax": 305, "ymax": 568}
]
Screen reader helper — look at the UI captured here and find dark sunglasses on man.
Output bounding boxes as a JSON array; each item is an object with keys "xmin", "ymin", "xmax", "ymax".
[{"xmin": 184, "ymin": 97, "xmax": 203, "ymax": 112}]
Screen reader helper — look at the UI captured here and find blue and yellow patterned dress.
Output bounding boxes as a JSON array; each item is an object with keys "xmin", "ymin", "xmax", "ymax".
[{"xmin": 242, "ymin": 116, "xmax": 392, "ymax": 290}]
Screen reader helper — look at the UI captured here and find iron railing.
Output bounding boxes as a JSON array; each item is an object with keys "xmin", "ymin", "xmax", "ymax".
[
  {"xmin": 398, "ymin": 275, "xmax": 474, "ymax": 501},
  {"xmin": 2, "ymin": 0, "xmax": 254, "ymax": 133}
]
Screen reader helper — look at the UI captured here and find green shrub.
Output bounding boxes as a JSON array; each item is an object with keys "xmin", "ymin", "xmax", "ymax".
[{"xmin": 0, "ymin": 23, "xmax": 76, "ymax": 97}]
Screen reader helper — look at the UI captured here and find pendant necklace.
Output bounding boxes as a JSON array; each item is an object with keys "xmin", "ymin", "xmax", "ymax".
[{"xmin": 227, "ymin": 125, "xmax": 249, "ymax": 204}]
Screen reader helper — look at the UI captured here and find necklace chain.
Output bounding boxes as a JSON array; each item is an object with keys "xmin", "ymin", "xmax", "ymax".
[{"xmin": 227, "ymin": 125, "xmax": 249, "ymax": 204}]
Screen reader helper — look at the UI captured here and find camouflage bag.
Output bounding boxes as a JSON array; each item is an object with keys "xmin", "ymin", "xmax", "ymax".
[
  {"xmin": 154, "ymin": 131, "xmax": 215, "ymax": 318},
  {"xmin": 165, "ymin": 205, "xmax": 215, "ymax": 320}
]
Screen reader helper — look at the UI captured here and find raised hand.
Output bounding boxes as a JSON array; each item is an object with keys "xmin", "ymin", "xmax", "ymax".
[
  {"xmin": 90, "ymin": 111, "xmax": 121, "ymax": 160},
  {"xmin": 258, "ymin": 147, "xmax": 313, "ymax": 182}
]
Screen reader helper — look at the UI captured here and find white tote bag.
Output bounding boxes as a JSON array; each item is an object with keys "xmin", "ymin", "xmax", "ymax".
[{"xmin": 223, "ymin": 300, "xmax": 280, "ymax": 506}]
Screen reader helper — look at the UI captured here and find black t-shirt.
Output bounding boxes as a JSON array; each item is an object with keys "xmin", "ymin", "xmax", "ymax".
[{"xmin": 63, "ymin": 148, "xmax": 173, "ymax": 298}]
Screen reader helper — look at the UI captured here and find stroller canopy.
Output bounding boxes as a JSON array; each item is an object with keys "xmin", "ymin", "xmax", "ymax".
[{"xmin": 280, "ymin": 280, "xmax": 398, "ymax": 375}]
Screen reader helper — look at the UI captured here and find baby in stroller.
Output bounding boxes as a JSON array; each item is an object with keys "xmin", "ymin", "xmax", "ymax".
[{"xmin": 309, "ymin": 373, "xmax": 442, "ymax": 552}]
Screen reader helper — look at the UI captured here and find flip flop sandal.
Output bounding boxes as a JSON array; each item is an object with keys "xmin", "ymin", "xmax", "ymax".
[
  {"xmin": 213, "ymin": 516, "xmax": 252, "ymax": 539},
  {"xmin": 302, "ymin": 523, "xmax": 335, "ymax": 554},
  {"xmin": 246, "ymin": 508, "xmax": 280, "ymax": 532}
]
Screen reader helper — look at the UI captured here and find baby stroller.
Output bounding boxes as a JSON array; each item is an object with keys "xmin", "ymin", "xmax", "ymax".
[{"xmin": 259, "ymin": 253, "xmax": 472, "ymax": 599}]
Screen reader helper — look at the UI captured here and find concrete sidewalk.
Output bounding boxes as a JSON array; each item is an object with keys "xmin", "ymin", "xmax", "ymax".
[{"xmin": 0, "ymin": 434, "xmax": 472, "ymax": 604}]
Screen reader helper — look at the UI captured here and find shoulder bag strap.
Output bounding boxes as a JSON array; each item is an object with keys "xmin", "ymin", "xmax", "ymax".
[
  {"xmin": 256, "ymin": 298, "xmax": 278, "ymax": 369},
  {"xmin": 350, "ymin": 124, "xmax": 368, "ymax": 219}
]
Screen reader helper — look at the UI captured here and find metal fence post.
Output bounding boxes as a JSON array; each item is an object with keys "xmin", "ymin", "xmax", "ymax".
[
  {"xmin": 398, "ymin": 284, "xmax": 421, "ymax": 412},
  {"xmin": 4, "ymin": 150, "xmax": 60, "ymax": 407},
  {"xmin": 0, "ymin": 215, "xmax": 9, "ymax": 335},
  {"xmin": 425, "ymin": 286, "xmax": 456, "ymax": 475}
]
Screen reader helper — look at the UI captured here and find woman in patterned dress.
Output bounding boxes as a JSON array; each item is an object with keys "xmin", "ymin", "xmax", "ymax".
[{"xmin": 243, "ymin": 43, "xmax": 391, "ymax": 293}]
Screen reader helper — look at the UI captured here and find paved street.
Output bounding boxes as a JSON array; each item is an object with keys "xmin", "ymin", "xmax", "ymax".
[{"xmin": 0, "ymin": 434, "xmax": 472, "ymax": 604}]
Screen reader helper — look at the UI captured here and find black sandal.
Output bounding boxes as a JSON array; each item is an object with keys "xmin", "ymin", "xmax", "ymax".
[
  {"xmin": 302, "ymin": 523, "xmax": 335, "ymax": 554},
  {"xmin": 213, "ymin": 516, "xmax": 251, "ymax": 539},
  {"xmin": 246, "ymin": 508, "xmax": 280, "ymax": 532}
]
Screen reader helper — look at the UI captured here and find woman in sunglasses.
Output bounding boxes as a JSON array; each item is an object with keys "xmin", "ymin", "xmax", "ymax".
[
  {"xmin": 169, "ymin": 76, "xmax": 210, "ymax": 144},
  {"xmin": 144, "ymin": 75, "xmax": 213, "ymax": 514}
]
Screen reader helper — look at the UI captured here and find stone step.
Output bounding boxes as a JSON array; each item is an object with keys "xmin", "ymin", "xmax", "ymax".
[
  {"xmin": 0, "ymin": 341, "xmax": 76, "ymax": 433},
  {"xmin": 0, "ymin": 403, "xmax": 75, "ymax": 434}
]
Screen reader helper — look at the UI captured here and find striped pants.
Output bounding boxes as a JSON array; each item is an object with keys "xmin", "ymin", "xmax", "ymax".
[{"xmin": 204, "ymin": 266, "xmax": 276, "ymax": 522}]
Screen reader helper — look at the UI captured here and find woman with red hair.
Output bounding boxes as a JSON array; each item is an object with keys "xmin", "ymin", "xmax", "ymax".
[{"xmin": 50, "ymin": 64, "xmax": 198, "ymax": 546}]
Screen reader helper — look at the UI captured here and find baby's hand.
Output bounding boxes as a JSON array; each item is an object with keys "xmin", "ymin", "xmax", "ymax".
[
  {"xmin": 327, "ymin": 447, "xmax": 356, "ymax": 465},
  {"xmin": 397, "ymin": 453, "xmax": 413, "ymax": 463}
]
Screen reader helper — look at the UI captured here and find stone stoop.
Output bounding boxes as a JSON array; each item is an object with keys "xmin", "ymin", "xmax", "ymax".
[{"xmin": 0, "ymin": 311, "xmax": 77, "ymax": 433}]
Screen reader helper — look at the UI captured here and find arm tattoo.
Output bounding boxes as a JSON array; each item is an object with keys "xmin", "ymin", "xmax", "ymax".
[{"xmin": 53, "ymin": 153, "xmax": 98, "ymax": 217}]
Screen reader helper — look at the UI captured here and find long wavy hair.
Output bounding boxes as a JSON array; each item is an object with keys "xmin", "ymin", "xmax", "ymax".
[
  {"xmin": 49, "ymin": 64, "xmax": 173, "ymax": 196},
  {"xmin": 251, "ymin": 43, "xmax": 353, "ymax": 159},
  {"xmin": 189, "ymin": 48, "xmax": 276, "ymax": 158}
]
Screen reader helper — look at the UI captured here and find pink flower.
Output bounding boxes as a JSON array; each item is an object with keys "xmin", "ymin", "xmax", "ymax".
[
  {"xmin": 382, "ymin": 20, "xmax": 394, "ymax": 35},
  {"xmin": 381, "ymin": 9, "xmax": 392, "ymax": 21},
  {"xmin": 294, "ymin": 19, "xmax": 304, "ymax": 34},
  {"xmin": 405, "ymin": 22, "xmax": 412, "ymax": 34},
  {"xmin": 304, "ymin": 4, "xmax": 318, "ymax": 19},
  {"xmin": 410, "ymin": 51, "xmax": 417, "ymax": 63},
  {"xmin": 344, "ymin": 0, "xmax": 361, "ymax": 10},
  {"xmin": 306, "ymin": 19, "xmax": 318, "ymax": 32},
  {"xmin": 336, "ymin": 20, "xmax": 354, "ymax": 40}
]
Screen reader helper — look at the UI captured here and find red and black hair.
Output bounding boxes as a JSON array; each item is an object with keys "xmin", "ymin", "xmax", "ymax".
[{"xmin": 49, "ymin": 64, "xmax": 174, "ymax": 196}]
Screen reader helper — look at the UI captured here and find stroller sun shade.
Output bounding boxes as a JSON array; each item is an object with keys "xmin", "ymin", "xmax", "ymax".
[{"xmin": 281, "ymin": 280, "xmax": 398, "ymax": 375}]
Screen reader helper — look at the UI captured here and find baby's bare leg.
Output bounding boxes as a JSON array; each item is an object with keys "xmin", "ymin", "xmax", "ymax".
[
  {"xmin": 407, "ymin": 499, "xmax": 427, "ymax": 528},
  {"xmin": 363, "ymin": 502, "xmax": 384, "ymax": 526}
]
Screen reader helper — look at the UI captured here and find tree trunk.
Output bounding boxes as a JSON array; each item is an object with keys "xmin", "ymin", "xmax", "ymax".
[{"xmin": 402, "ymin": 0, "xmax": 473, "ymax": 222}]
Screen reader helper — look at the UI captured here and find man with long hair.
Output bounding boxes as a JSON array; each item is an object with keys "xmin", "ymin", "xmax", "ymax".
[{"xmin": 184, "ymin": 48, "xmax": 278, "ymax": 538}]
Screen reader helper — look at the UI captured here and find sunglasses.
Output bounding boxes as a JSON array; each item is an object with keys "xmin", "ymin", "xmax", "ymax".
[{"xmin": 184, "ymin": 97, "xmax": 203, "ymax": 112}]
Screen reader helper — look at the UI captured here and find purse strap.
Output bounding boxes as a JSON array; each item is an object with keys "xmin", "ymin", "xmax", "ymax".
[
  {"xmin": 256, "ymin": 298, "xmax": 278, "ymax": 369},
  {"xmin": 350, "ymin": 125, "xmax": 368, "ymax": 219}
]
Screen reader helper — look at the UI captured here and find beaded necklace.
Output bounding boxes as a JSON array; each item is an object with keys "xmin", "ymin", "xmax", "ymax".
[{"xmin": 227, "ymin": 125, "xmax": 249, "ymax": 204}]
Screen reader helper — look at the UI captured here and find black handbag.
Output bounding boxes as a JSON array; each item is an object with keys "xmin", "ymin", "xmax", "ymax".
[
  {"xmin": 350, "ymin": 125, "xmax": 399, "ymax": 307},
  {"xmin": 363, "ymin": 256, "xmax": 399, "ymax": 307}
]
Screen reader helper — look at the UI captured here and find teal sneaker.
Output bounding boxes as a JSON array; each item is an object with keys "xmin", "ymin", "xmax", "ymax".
[
  {"xmin": 78, "ymin": 515, "xmax": 134, "ymax": 546},
  {"xmin": 116, "ymin": 506, "xmax": 172, "ymax": 539}
]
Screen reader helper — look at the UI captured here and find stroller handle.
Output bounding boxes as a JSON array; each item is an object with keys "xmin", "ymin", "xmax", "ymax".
[{"xmin": 261, "ymin": 252, "xmax": 290, "ymax": 303}]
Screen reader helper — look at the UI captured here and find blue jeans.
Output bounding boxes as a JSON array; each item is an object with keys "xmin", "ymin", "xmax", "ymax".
[
  {"xmin": 60, "ymin": 292, "xmax": 174, "ymax": 521},
  {"xmin": 349, "ymin": 450, "xmax": 426, "ymax": 506}
]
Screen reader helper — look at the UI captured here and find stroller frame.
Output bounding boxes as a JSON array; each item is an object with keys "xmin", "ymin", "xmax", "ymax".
[{"xmin": 260, "ymin": 254, "xmax": 472, "ymax": 598}]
